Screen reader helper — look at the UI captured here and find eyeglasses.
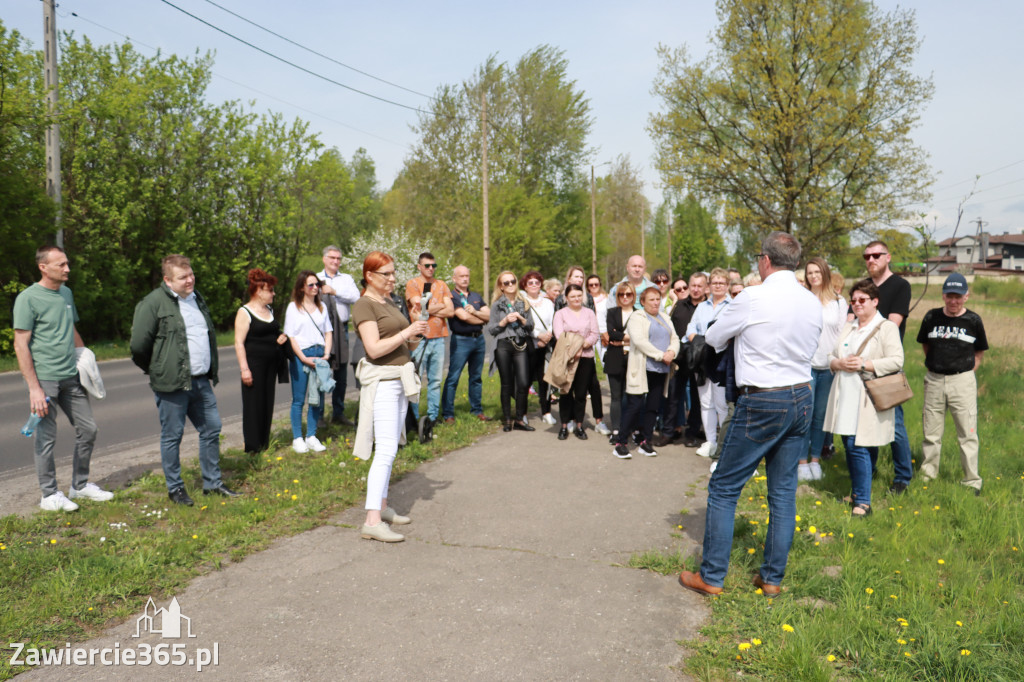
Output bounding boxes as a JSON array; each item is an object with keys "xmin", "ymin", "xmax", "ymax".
[
  {"xmin": 526, "ymin": 279, "xmax": 541, "ymax": 286},
  {"xmin": 654, "ymin": 278, "xmax": 669, "ymax": 284},
  {"xmin": 850, "ymin": 296, "xmax": 872, "ymax": 304},
  {"xmin": 501, "ymin": 279, "xmax": 517, "ymax": 286},
  {"xmin": 588, "ymin": 282, "xmax": 600, "ymax": 288},
  {"xmin": 421, "ymin": 263, "xmax": 437, "ymax": 269},
  {"xmin": 617, "ymin": 292, "xmax": 634, "ymax": 299},
  {"xmin": 710, "ymin": 281, "xmax": 728, "ymax": 287},
  {"xmin": 306, "ymin": 283, "xmax": 319, "ymax": 289},
  {"xmin": 756, "ymin": 253, "xmax": 767, "ymax": 260},
  {"xmin": 863, "ymin": 252, "xmax": 887, "ymax": 261},
  {"xmin": 673, "ymin": 286, "xmax": 687, "ymax": 293},
  {"xmin": 372, "ymin": 270, "xmax": 396, "ymax": 279}
]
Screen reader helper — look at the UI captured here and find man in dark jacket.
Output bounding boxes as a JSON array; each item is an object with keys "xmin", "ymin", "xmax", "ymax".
[
  {"xmin": 130, "ymin": 255, "xmax": 238, "ymax": 506},
  {"xmin": 657, "ymin": 272, "xmax": 707, "ymax": 447}
]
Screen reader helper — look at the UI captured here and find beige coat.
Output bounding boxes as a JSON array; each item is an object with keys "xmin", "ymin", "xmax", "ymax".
[
  {"xmin": 823, "ymin": 318, "xmax": 904, "ymax": 447},
  {"xmin": 624, "ymin": 311, "xmax": 679, "ymax": 395},
  {"xmin": 543, "ymin": 331, "xmax": 585, "ymax": 393}
]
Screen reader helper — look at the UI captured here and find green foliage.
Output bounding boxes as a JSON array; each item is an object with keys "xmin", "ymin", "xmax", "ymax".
[
  {"xmin": 649, "ymin": 0, "xmax": 935, "ymax": 260},
  {"xmin": 670, "ymin": 195, "xmax": 727, "ymax": 276},
  {"xmin": 594, "ymin": 156, "xmax": 652, "ymax": 283},
  {"xmin": 971, "ymin": 277, "xmax": 1024, "ymax": 305}
]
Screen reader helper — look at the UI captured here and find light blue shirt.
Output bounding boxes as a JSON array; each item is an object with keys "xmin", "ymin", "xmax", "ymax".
[
  {"xmin": 686, "ymin": 297, "xmax": 731, "ymax": 339},
  {"xmin": 178, "ymin": 292, "xmax": 211, "ymax": 376}
]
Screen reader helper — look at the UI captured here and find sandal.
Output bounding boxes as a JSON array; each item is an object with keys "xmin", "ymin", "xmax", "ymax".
[{"xmin": 852, "ymin": 503, "xmax": 872, "ymax": 517}]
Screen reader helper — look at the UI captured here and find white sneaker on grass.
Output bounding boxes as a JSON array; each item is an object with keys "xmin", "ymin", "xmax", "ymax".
[
  {"xmin": 797, "ymin": 462, "xmax": 813, "ymax": 481},
  {"xmin": 305, "ymin": 435, "xmax": 327, "ymax": 452},
  {"xmin": 292, "ymin": 437, "xmax": 309, "ymax": 453},
  {"xmin": 595, "ymin": 421, "xmax": 612, "ymax": 436},
  {"xmin": 809, "ymin": 461, "xmax": 823, "ymax": 480},
  {"xmin": 69, "ymin": 482, "xmax": 114, "ymax": 502},
  {"xmin": 40, "ymin": 491, "xmax": 79, "ymax": 512}
]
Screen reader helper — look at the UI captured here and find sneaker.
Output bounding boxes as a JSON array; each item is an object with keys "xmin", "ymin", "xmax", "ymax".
[
  {"xmin": 695, "ymin": 441, "xmax": 713, "ymax": 458},
  {"xmin": 40, "ymin": 491, "xmax": 79, "ymax": 512},
  {"xmin": 709, "ymin": 460, "xmax": 718, "ymax": 474},
  {"xmin": 360, "ymin": 521, "xmax": 404, "ymax": 543},
  {"xmin": 305, "ymin": 435, "xmax": 327, "ymax": 452},
  {"xmin": 809, "ymin": 461, "xmax": 823, "ymax": 480},
  {"xmin": 69, "ymin": 482, "xmax": 114, "ymax": 502},
  {"xmin": 566, "ymin": 420, "xmax": 575, "ymax": 431},
  {"xmin": 541, "ymin": 413, "xmax": 557, "ymax": 425},
  {"xmin": 595, "ymin": 421, "xmax": 612, "ymax": 436},
  {"xmin": 528, "ymin": 386, "xmax": 538, "ymax": 396},
  {"xmin": 888, "ymin": 480, "xmax": 909, "ymax": 495},
  {"xmin": 292, "ymin": 437, "xmax": 309, "ymax": 453},
  {"xmin": 638, "ymin": 441, "xmax": 657, "ymax": 457},
  {"xmin": 797, "ymin": 463, "xmax": 813, "ymax": 481},
  {"xmin": 612, "ymin": 444, "xmax": 632, "ymax": 459},
  {"xmin": 380, "ymin": 507, "xmax": 411, "ymax": 525}
]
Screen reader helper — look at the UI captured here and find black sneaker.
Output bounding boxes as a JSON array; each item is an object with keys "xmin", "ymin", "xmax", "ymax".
[
  {"xmin": 573, "ymin": 427, "xmax": 588, "ymax": 440},
  {"xmin": 168, "ymin": 487, "xmax": 194, "ymax": 506},
  {"xmin": 888, "ymin": 481, "xmax": 909, "ymax": 495},
  {"xmin": 638, "ymin": 441, "xmax": 657, "ymax": 457},
  {"xmin": 418, "ymin": 416, "xmax": 434, "ymax": 444},
  {"xmin": 612, "ymin": 444, "xmax": 632, "ymax": 459},
  {"xmin": 557, "ymin": 426, "xmax": 569, "ymax": 440}
]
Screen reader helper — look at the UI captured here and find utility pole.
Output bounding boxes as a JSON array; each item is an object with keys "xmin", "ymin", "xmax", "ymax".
[
  {"xmin": 480, "ymin": 92, "xmax": 490, "ymax": 300},
  {"xmin": 590, "ymin": 166, "xmax": 597, "ymax": 275},
  {"xmin": 640, "ymin": 213, "xmax": 645, "ymax": 262},
  {"xmin": 43, "ymin": 0, "xmax": 63, "ymax": 247}
]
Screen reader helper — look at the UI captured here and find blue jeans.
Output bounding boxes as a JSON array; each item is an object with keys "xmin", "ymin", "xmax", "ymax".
[
  {"xmin": 441, "ymin": 333, "xmax": 485, "ymax": 419},
  {"xmin": 417, "ymin": 337, "xmax": 445, "ymax": 421},
  {"xmin": 154, "ymin": 377, "xmax": 223, "ymax": 492},
  {"xmin": 808, "ymin": 368, "xmax": 834, "ymax": 459},
  {"xmin": 700, "ymin": 385, "xmax": 812, "ymax": 588},
  {"xmin": 843, "ymin": 435, "xmax": 873, "ymax": 506},
  {"xmin": 867, "ymin": 404, "xmax": 912, "ymax": 484},
  {"xmin": 290, "ymin": 344, "xmax": 324, "ymax": 439}
]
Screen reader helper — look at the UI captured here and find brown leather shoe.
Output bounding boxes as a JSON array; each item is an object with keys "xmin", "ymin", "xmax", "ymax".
[
  {"xmin": 444, "ymin": 417, "xmax": 456, "ymax": 425},
  {"xmin": 678, "ymin": 570, "xmax": 723, "ymax": 596},
  {"xmin": 752, "ymin": 574, "xmax": 782, "ymax": 596},
  {"xmin": 475, "ymin": 413, "xmax": 492, "ymax": 422}
]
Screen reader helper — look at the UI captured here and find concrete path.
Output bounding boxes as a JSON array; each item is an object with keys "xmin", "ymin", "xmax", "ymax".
[{"xmin": 16, "ymin": 423, "xmax": 713, "ymax": 680}]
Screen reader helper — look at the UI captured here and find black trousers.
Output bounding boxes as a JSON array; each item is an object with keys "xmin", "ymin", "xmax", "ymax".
[
  {"xmin": 588, "ymin": 369, "xmax": 604, "ymax": 420},
  {"xmin": 494, "ymin": 338, "xmax": 530, "ymax": 421},
  {"xmin": 241, "ymin": 355, "xmax": 278, "ymax": 453},
  {"xmin": 559, "ymin": 356, "xmax": 595, "ymax": 426},
  {"xmin": 527, "ymin": 344, "xmax": 552, "ymax": 414},
  {"xmin": 616, "ymin": 371, "xmax": 667, "ymax": 446}
]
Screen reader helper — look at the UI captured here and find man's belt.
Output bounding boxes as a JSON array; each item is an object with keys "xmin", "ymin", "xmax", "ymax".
[
  {"xmin": 738, "ymin": 382, "xmax": 811, "ymax": 395},
  {"xmin": 454, "ymin": 331, "xmax": 482, "ymax": 338}
]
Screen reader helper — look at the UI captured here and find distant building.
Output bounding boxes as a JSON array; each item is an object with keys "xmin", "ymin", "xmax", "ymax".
[{"xmin": 926, "ymin": 232, "xmax": 1024, "ymax": 274}]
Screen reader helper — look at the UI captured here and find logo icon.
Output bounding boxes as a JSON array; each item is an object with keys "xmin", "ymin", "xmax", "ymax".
[{"xmin": 133, "ymin": 597, "xmax": 195, "ymax": 639}]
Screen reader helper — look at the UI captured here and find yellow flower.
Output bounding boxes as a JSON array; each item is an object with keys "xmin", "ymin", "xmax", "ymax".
[
  {"xmin": 291, "ymin": 494, "xmax": 298, "ymax": 501},
  {"xmin": 738, "ymin": 643, "xmax": 751, "ymax": 651},
  {"xmin": 761, "ymin": 504, "xmax": 768, "ymax": 509},
  {"xmin": 865, "ymin": 588, "xmax": 874, "ymax": 594},
  {"xmin": 961, "ymin": 649, "xmax": 971, "ymax": 656},
  {"xmin": 50, "ymin": 539, "xmax": 56, "ymax": 544},
  {"xmin": 814, "ymin": 541, "xmax": 820, "ymax": 546},
  {"xmin": 937, "ymin": 559, "xmax": 945, "ymax": 565},
  {"xmin": 748, "ymin": 548, "xmax": 756, "ymax": 554},
  {"xmin": 755, "ymin": 588, "xmax": 763, "ymax": 595},
  {"xmin": 808, "ymin": 526, "xmax": 817, "ymax": 534},
  {"xmin": 782, "ymin": 624, "xmax": 794, "ymax": 633},
  {"xmin": 751, "ymin": 638, "xmax": 761, "ymax": 646},
  {"xmin": 677, "ymin": 525, "xmax": 682, "ymax": 530},
  {"xmin": 200, "ymin": 505, "xmax": 208, "ymax": 510},
  {"xmin": 794, "ymin": 514, "xmax": 801, "ymax": 522},
  {"xmin": 826, "ymin": 654, "xmax": 836, "ymax": 662},
  {"xmin": 890, "ymin": 595, "xmax": 898, "ymax": 600},
  {"xmin": 956, "ymin": 621, "xmax": 963, "ymax": 627},
  {"xmin": 848, "ymin": 533, "xmax": 854, "ymax": 538},
  {"xmin": 795, "ymin": 526, "xmax": 801, "ymax": 532},
  {"xmin": 897, "ymin": 639, "xmax": 906, "ymax": 645},
  {"xmin": 192, "ymin": 534, "xmax": 198, "ymax": 539},
  {"xmin": 904, "ymin": 652, "xmax": 912, "ymax": 658},
  {"xmin": 293, "ymin": 479, "xmax": 299, "ymax": 483},
  {"xmin": 88, "ymin": 607, "xmax": 93, "ymax": 611},
  {"xmin": 933, "ymin": 505, "xmax": 940, "ymax": 510},
  {"xmin": 815, "ymin": 500, "xmax": 822, "ymax": 506},
  {"xmin": 275, "ymin": 456, "xmax": 283, "ymax": 461}
]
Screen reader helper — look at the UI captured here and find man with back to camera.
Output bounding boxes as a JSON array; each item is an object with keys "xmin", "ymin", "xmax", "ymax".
[
  {"xmin": 131, "ymin": 255, "xmax": 239, "ymax": 506},
  {"xmin": 679, "ymin": 232, "xmax": 822, "ymax": 596},
  {"xmin": 13, "ymin": 245, "xmax": 114, "ymax": 512},
  {"xmin": 859, "ymin": 240, "xmax": 914, "ymax": 494},
  {"xmin": 318, "ymin": 244, "xmax": 360, "ymax": 426},
  {"xmin": 441, "ymin": 265, "xmax": 491, "ymax": 424},
  {"xmin": 917, "ymin": 272, "xmax": 987, "ymax": 494},
  {"xmin": 405, "ymin": 252, "xmax": 454, "ymax": 441}
]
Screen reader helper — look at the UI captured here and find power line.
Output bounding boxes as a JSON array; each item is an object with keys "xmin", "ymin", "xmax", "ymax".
[
  {"xmin": 158, "ymin": 0, "xmax": 432, "ymax": 115},
  {"xmin": 200, "ymin": 0, "xmax": 434, "ymax": 101},
  {"xmin": 65, "ymin": 9, "xmax": 410, "ymax": 149}
]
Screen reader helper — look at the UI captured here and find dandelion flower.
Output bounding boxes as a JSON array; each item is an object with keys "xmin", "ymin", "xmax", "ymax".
[
  {"xmin": 904, "ymin": 652, "xmax": 912, "ymax": 658},
  {"xmin": 808, "ymin": 526, "xmax": 817, "ymax": 534},
  {"xmin": 50, "ymin": 539, "xmax": 56, "ymax": 544},
  {"xmin": 293, "ymin": 479, "xmax": 299, "ymax": 483},
  {"xmin": 275, "ymin": 456, "xmax": 283, "ymax": 461},
  {"xmin": 961, "ymin": 649, "xmax": 971, "ymax": 656},
  {"xmin": 865, "ymin": 587, "xmax": 874, "ymax": 594},
  {"xmin": 200, "ymin": 505, "xmax": 208, "ymax": 510},
  {"xmin": 937, "ymin": 559, "xmax": 945, "ymax": 565},
  {"xmin": 795, "ymin": 526, "xmax": 801, "ymax": 532},
  {"xmin": 782, "ymin": 624, "xmax": 794, "ymax": 633},
  {"xmin": 933, "ymin": 505, "xmax": 940, "ymax": 510},
  {"xmin": 815, "ymin": 500, "xmax": 822, "ymax": 506},
  {"xmin": 291, "ymin": 494, "xmax": 298, "ymax": 501},
  {"xmin": 956, "ymin": 621, "xmax": 963, "ymax": 627},
  {"xmin": 751, "ymin": 638, "xmax": 761, "ymax": 646},
  {"xmin": 738, "ymin": 643, "xmax": 751, "ymax": 651},
  {"xmin": 897, "ymin": 639, "xmax": 906, "ymax": 645},
  {"xmin": 795, "ymin": 514, "xmax": 801, "ymax": 522},
  {"xmin": 748, "ymin": 548, "xmax": 756, "ymax": 554},
  {"xmin": 848, "ymin": 533, "xmax": 854, "ymax": 538},
  {"xmin": 890, "ymin": 595, "xmax": 898, "ymax": 600},
  {"xmin": 827, "ymin": 654, "xmax": 836, "ymax": 662},
  {"xmin": 192, "ymin": 534, "xmax": 198, "ymax": 539}
]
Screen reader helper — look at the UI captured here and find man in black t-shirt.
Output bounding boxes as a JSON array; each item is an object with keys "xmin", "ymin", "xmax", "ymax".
[
  {"xmin": 916, "ymin": 273, "xmax": 987, "ymax": 493},
  {"xmin": 860, "ymin": 240, "xmax": 914, "ymax": 493}
]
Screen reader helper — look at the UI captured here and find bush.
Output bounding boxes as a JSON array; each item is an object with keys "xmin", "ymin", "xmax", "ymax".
[{"xmin": 971, "ymin": 277, "xmax": 1024, "ymax": 304}]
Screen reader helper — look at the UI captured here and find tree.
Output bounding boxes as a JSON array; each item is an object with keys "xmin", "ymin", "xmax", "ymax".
[
  {"xmin": 592, "ymin": 156, "xmax": 651, "ymax": 283},
  {"xmin": 670, "ymin": 195, "xmax": 726, "ymax": 276},
  {"xmin": 384, "ymin": 46, "xmax": 594, "ymax": 289},
  {"xmin": 649, "ymin": 0, "xmax": 934, "ymax": 259}
]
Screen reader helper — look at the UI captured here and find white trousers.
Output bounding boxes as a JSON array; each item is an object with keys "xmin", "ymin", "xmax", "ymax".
[
  {"xmin": 698, "ymin": 380, "xmax": 728, "ymax": 446},
  {"xmin": 365, "ymin": 380, "xmax": 408, "ymax": 510}
]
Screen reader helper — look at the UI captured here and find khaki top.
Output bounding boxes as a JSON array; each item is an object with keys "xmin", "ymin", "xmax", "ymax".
[{"xmin": 351, "ymin": 296, "xmax": 411, "ymax": 367}]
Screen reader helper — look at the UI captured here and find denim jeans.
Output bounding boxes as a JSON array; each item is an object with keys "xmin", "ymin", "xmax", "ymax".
[
  {"xmin": 867, "ymin": 404, "xmax": 913, "ymax": 484},
  {"xmin": 700, "ymin": 384, "xmax": 812, "ymax": 588},
  {"xmin": 154, "ymin": 376, "xmax": 223, "ymax": 492},
  {"xmin": 808, "ymin": 368, "xmax": 834, "ymax": 459},
  {"xmin": 441, "ymin": 333, "xmax": 486, "ymax": 419},
  {"xmin": 417, "ymin": 337, "xmax": 445, "ymax": 421},
  {"xmin": 35, "ymin": 375, "xmax": 98, "ymax": 496},
  {"xmin": 843, "ymin": 435, "xmax": 873, "ymax": 506},
  {"xmin": 290, "ymin": 344, "xmax": 324, "ymax": 439}
]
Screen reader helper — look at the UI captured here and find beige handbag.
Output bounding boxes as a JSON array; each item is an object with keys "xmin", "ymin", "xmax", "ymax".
[{"xmin": 854, "ymin": 325, "xmax": 914, "ymax": 411}]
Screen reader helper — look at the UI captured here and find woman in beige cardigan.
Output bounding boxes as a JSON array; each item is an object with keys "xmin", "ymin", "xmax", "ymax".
[{"xmin": 823, "ymin": 279, "xmax": 904, "ymax": 516}]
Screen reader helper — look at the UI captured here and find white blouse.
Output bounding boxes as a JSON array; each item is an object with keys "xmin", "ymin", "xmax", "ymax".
[{"xmin": 284, "ymin": 301, "xmax": 333, "ymax": 349}]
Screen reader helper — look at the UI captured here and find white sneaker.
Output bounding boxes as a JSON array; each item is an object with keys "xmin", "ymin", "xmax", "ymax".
[
  {"xmin": 566, "ymin": 420, "xmax": 575, "ymax": 431},
  {"xmin": 809, "ymin": 461, "xmax": 823, "ymax": 480},
  {"xmin": 595, "ymin": 422, "xmax": 612, "ymax": 436},
  {"xmin": 638, "ymin": 441, "xmax": 658, "ymax": 457},
  {"xmin": 40, "ymin": 491, "xmax": 79, "ymax": 512},
  {"xmin": 305, "ymin": 435, "xmax": 327, "ymax": 452},
  {"xmin": 292, "ymin": 437, "xmax": 309, "ymax": 453},
  {"xmin": 69, "ymin": 482, "xmax": 114, "ymax": 502},
  {"xmin": 542, "ymin": 413, "xmax": 557, "ymax": 425},
  {"xmin": 695, "ymin": 441, "xmax": 713, "ymax": 458},
  {"xmin": 797, "ymin": 463, "xmax": 813, "ymax": 481},
  {"xmin": 709, "ymin": 460, "xmax": 718, "ymax": 474}
]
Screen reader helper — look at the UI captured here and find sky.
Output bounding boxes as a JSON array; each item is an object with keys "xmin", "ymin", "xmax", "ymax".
[{"xmin": 4, "ymin": 0, "xmax": 1023, "ymax": 244}]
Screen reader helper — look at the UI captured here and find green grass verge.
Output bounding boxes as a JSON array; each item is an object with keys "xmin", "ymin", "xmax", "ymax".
[
  {"xmin": 0, "ymin": 377, "xmax": 502, "ymax": 679},
  {"xmin": 632, "ymin": 343, "xmax": 1024, "ymax": 680}
]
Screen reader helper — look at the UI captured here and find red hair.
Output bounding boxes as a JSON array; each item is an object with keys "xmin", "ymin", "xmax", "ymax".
[
  {"xmin": 361, "ymin": 251, "xmax": 395, "ymax": 294},
  {"xmin": 246, "ymin": 268, "xmax": 277, "ymax": 298}
]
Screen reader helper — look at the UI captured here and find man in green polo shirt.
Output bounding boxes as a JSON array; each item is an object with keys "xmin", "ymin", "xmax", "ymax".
[{"xmin": 13, "ymin": 245, "xmax": 114, "ymax": 512}]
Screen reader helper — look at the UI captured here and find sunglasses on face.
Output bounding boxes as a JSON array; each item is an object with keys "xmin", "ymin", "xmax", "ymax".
[
  {"xmin": 588, "ymin": 282, "xmax": 600, "ymax": 287},
  {"xmin": 618, "ymin": 292, "xmax": 634, "ymax": 299},
  {"xmin": 863, "ymin": 253, "xmax": 887, "ymax": 261},
  {"xmin": 306, "ymin": 282, "xmax": 320, "ymax": 289},
  {"xmin": 501, "ymin": 279, "xmax": 516, "ymax": 286},
  {"xmin": 851, "ymin": 297, "xmax": 872, "ymax": 304},
  {"xmin": 674, "ymin": 286, "xmax": 687, "ymax": 293},
  {"xmin": 654, "ymin": 278, "xmax": 669, "ymax": 284},
  {"xmin": 421, "ymin": 263, "xmax": 437, "ymax": 269}
]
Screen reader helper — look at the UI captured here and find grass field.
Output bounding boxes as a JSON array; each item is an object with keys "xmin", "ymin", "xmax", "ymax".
[{"xmin": 630, "ymin": 284, "xmax": 1024, "ymax": 681}]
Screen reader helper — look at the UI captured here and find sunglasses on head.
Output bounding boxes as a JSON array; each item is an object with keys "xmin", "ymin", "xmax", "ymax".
[{"xmin": 863, "ymin": 253, "xmax": 887, "ymax": 261}]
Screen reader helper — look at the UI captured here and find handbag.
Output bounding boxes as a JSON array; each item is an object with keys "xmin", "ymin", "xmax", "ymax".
[{"xmin": 852, "ymin": 324, "xmax": 914, "ymax": 411}]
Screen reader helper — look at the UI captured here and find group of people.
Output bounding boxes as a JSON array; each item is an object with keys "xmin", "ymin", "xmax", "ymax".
[{"xmin": 15, "ymin": 235, "xmax": 989, "ymax": 565}]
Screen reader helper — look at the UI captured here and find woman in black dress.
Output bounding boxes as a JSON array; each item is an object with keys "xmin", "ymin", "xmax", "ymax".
[{"xmin": 234, "ymin": 268, "xmax": 288, "ymax": 453}]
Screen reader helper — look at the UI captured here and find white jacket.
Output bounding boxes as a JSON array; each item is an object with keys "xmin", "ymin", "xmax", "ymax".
[
  {"xmin": 75, "ymin": 347, "xmax": 106, "ymax": 400},
  {"xmin": 352, "ymin": 359, "xmax": 421, "ymax": 460}
]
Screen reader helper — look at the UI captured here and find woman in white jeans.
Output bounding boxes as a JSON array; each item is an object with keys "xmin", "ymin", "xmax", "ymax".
[
  {"xmin": 351, "ymin": 251, "xmax": 428, "ymax": 543},
  {"xmin": 685, "ymin": 267, "xmax": 731, "ymax": 457}
]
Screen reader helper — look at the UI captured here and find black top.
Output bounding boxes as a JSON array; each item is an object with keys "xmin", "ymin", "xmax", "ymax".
[
  {"xmin": 603, "ymin": 306, "xmax": 631, "ymax": 376},
  {"xmin": 876, "ymin": 275, "xmax": 912, "ymax": 340},
  {"xmin": 242, "ymin": 306, "xmax": 281, "ymax": 366},
  {"xmin": 670, "ymin": 298, "xmax": 700, "ymax": 338},
  {"xmin": 449, "ymin": 289, "xmax": 486, "ymax": 335},
  {"xmin": 916, "ymin": 308, "xmax": 988, "ymax": 375}
]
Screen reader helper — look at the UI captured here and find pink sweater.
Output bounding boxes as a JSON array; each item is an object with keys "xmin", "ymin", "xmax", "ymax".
[{"xmin": 553, "ymin": 306, "xmax": 600, "ymax": 358}]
